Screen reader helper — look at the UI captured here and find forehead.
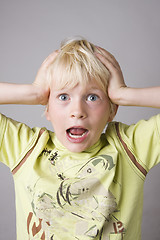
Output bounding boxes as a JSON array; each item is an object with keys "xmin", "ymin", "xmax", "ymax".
[{"xmin": 50, "ymin": 77, "xmax": 107, "ymax": 94}]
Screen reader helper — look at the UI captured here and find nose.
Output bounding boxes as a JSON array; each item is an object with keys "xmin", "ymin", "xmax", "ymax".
[{"xmin": 70, "ymin": 100, "xmax": 87, "ymax": 119}]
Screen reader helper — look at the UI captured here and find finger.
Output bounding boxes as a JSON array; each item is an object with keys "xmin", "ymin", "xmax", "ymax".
[
  {"xmin": 96, "ymin": 46, "xmax": 115, "ymax": 60},
  {"xmin": 95, "ymin": 46, "xmax": 120, "ymax": 69},
  {"xmin": 42, "ymin": 51, "xmax": 58, "ymax": 65},
  {"xmin": 96, "ymin": 52, "xmax": 118, "ymax": 74},
  {"xmin": 42, "ymin": 50, "xmax": 59, "ymax": 68}
]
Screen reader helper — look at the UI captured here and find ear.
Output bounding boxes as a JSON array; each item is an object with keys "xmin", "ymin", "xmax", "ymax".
[
  {"xmin": 45, "ymin": 104, "xmax": 51, "ymax": 121},
  {"xmin": 108, "ymin": 104, "xmax": 119, "ymax": 122}
]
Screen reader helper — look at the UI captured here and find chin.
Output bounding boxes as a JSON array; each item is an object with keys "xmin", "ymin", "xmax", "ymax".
[{"xmin": 66, "ymin": 143, "xmax": 89, "ymax": 153}]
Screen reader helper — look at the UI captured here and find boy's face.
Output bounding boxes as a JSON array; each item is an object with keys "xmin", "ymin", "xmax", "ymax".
[{"xmin": 46, "ymin": 81, "xmax": 114, "ymax": 153}]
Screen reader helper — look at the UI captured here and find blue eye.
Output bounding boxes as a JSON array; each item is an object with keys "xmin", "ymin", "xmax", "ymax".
[
  {"xmin": 59, "ymin": 94, "xmax": 69, "ymax": 101},
  {"xmin": 87, "ymin": 94, "xmax": 99, "ymax": 102}
]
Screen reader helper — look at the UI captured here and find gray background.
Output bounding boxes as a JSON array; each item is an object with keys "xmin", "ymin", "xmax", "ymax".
[{"xmin": 0, "ymin": 0, "xmax": 160, "ymax": 239}]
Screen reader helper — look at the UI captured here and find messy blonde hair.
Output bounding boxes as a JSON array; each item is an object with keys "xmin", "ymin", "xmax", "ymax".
[{"xmin": 49, "ymin": 37, "xmax": 110, "ymax": 93}]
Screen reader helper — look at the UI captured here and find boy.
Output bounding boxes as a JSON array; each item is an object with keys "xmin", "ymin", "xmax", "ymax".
[{"xmin": 0, "ymin": 38, "xmax": 160, "ymax": 240}]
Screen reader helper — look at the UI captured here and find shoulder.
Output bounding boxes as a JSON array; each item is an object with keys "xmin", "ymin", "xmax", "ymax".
[
  {"xmin": 106, "ymin": 114, "xmax": 160, "ymax": 139},
  {"xmin": 106, "ymin": 114, "xmax": 160, "ymax": 171},
  {"xmin": 0, "ymin": 113, "xmax": 53, "ymax": 169}
]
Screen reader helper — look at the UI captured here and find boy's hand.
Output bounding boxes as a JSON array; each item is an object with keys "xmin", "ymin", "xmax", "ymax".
[
  {"xmin": 96, "ymin": 47, "xmax": 160, "ymax": 108},
  {"xmin": 0, "ymin": 51, "xmax": 58, "ymax": 106},
  {"xmin": 95, "ymin": 47, "xmax": 126, "ymax": 105},
  {"xmin": 33, "ymin": 51, "xmax": 58, "ymax": 105}
]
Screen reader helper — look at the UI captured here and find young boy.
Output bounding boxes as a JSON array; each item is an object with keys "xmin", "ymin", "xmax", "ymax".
[{"xmin": 0, "ymin": 38, "xmax": 160, "ymax": 240}]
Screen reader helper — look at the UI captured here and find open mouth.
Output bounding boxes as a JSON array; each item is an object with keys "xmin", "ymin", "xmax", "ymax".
[{"xmin": 66, "ymin": 127, "xmax": 89, "ymax": 142}]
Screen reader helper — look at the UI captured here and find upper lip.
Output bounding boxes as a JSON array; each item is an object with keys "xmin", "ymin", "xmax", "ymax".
[{"xmin": 66, "ymin": 126, "xmax": 88, "ymax": 131}]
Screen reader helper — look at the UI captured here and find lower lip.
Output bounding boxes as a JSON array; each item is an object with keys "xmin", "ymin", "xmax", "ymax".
[{"xmin": 66, "ymin": 130, "xmax": 89, "ymax": 143}]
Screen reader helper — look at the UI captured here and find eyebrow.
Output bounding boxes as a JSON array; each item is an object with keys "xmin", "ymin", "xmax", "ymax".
[
  {"xmin": 51, "ymin": 85, "xmax": 104, "ymax": 94},
  {"xmin": 87, "ymin": 87, "xmax": 104, "ymax": 92}
]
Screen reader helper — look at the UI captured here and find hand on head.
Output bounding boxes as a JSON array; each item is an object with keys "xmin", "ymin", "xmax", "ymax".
[
  {"xmin": 33, "ymin": 50, "xmax": 59, "ymax": 105},
  {"xmin": 95, "ymin": 46, "xmax": 126, "ymax": 105}
]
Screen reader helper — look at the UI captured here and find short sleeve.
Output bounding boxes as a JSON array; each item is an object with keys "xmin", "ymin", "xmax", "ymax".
[
  {"xmin": 0, "ymin": 113, "xmax": 40, "ymax": 170},
  {"xmin": 119, "ymin": 114, "xmax": 160, "ymax": 172}
]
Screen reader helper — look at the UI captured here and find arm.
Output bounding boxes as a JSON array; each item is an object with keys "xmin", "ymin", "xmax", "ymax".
[
  {"xmin": 0, "ymin": 51, "xmax": 58, "ymax": 105},
  {"xmin": 0, "ymin": 83, "xmax": 43, "ymax": 105},
  {"xmin": 96, "ymin": 47, "xmax": 160, "ymax": 109},
  {"xmin": 114, "ymin": 86, "xmax": 160, "ymax": 108}
]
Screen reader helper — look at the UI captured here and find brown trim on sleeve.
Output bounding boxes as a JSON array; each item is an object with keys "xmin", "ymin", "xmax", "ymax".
[
  {"xmin": 12, "ymin": 129, "xmax": 45, "ymax": 175},
  {"xmin": 115, "ymin": 122, "xmax": 147, "ymax": 177}
]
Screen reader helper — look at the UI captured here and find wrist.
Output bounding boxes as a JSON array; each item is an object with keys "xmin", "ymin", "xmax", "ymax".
[
  {"xmin": 31, "ymin": 84, "xmax": 49, "ymax": 105},
  {"xmin": 109, "ymin": 86, "xmax": 128, "ymax": 105}
]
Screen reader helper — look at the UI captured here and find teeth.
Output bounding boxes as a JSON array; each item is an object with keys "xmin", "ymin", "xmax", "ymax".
[{"xmin": 68, "ymin": 131, "xmax": 87, "ymax": 139}]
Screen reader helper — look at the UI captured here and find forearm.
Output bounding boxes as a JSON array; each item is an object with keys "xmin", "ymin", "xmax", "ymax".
[
  {"xmin": 115, "ymin": 86, "xmax": 160, "ymax": 108},
  {"xmin": 0, "ymin": 83, "xmax": 43, "ymax": 105}
]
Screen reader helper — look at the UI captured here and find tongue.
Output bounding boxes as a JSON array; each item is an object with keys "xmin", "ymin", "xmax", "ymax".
[{"xmin": 69, "ymin": 128, "xmax": 86, "ymax": 135}]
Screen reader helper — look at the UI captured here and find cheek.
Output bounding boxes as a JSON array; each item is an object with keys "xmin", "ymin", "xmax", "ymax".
[
  {"xmin": 47, "ymin": 104, "xmax": 67, "ymax": 129},
  {"xmin": 46, "ymin": 103, "xmax": 57, "ymax": 122},
  {"xmin": 93, "ymin": 106, "xmax": 111, "ymax": 127},
  {"xmin": 94, "ymin": 102, "xmax": 110, "ymax": 118}
]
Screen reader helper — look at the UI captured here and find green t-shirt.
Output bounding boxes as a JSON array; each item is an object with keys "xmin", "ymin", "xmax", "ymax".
[{"xmin": 0, "ymin": 113, "xmax": 160, "ymax": 240}]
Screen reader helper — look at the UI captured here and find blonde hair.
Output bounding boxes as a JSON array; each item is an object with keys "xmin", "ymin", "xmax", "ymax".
[{"xmin": 48, "ymin": 37, "xmax": 110, "ymax": 93}]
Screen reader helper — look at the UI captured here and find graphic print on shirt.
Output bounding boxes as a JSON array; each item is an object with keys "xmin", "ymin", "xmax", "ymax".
[{"xmin": 27, "ymin": 153, "xmax": 125, "ymax": 239}]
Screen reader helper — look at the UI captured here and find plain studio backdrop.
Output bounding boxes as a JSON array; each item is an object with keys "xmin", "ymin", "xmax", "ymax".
[{"xmin": 0, "ymin": 0, "xmax": 160, "ymax": 239}]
